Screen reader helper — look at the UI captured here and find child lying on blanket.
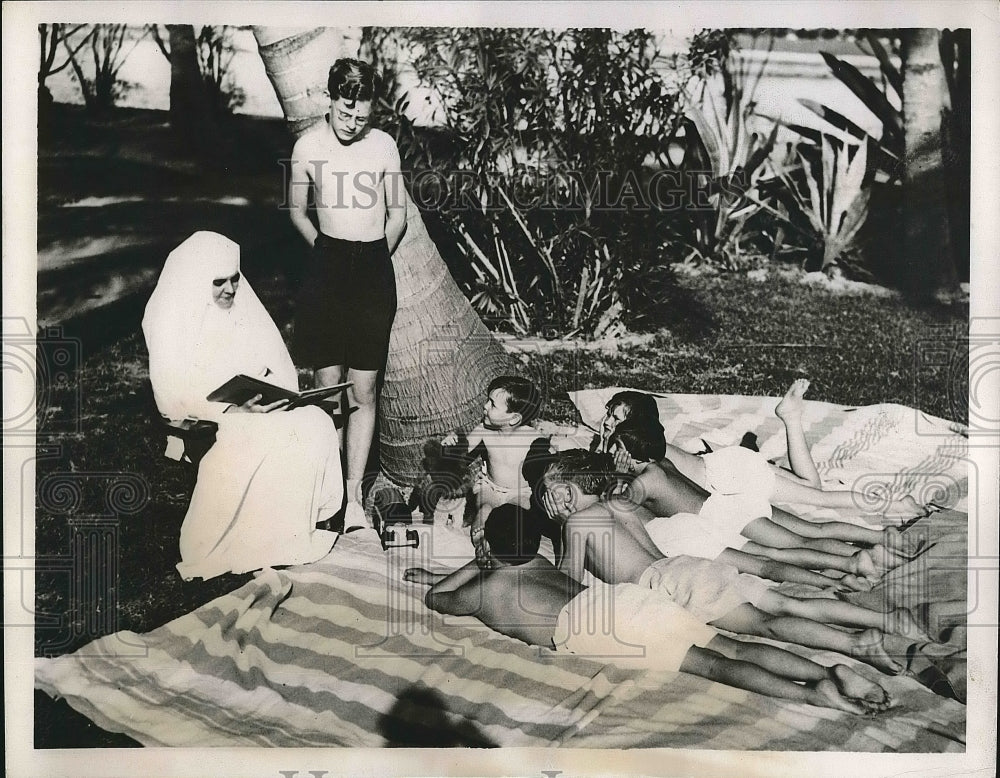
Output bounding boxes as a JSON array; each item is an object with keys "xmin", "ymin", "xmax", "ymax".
[
  {"xmin": 403, "ymin": 504, "xmax": 893, "ymax": 715},
  {"xmin": 545, "ymin": 389, "xmax": 661, "ymax": 454},
  {"xmin": 653, "ymin": 379, "xmax": 921, "ymax": 517},
  {"xmin": 541, "ymin": 454, "xmax": 927, "ymax": 645},
  {"xmin": 540, "ymin": 448, "xmax": 860, "ymax": 592},
  {"xmin": 441, "ymin": 376, "xmax": 548, "ymax": 541},
  {"xmin": 607, "ymin": 423, "xmax": 922, "ymax": 586}
]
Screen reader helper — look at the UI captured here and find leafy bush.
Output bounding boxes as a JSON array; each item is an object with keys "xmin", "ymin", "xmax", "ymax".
[
  {"xmin": 782, "ymin": 32, "xmax": 903, "ymax": 185},
  {"xmin": 770, "ymin": 134, "xmax": 871, "ymax": 274},
  {"xmin": 656, "ymin": 34, "xmax": 786, "ymax": 272},
  {"xmin": 367, "ymin": 27, "xmax": 724, "ymax": 336}
]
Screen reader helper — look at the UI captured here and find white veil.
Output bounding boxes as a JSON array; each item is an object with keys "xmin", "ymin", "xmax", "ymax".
[{"xmin": 142, "ymin": 231, "xmax": 297, "ymax": 421}]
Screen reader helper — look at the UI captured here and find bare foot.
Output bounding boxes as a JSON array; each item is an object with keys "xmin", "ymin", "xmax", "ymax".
[
  {"xmin": 776, "ymin": 378, "xmax": 810, "ymax": 420},
  {"xmin": 853, "ymin": 548, "xmax": 883, "ymax": 579},
  {"xmin": 885, "ymin": 608, "xmax": 930, "ymax": 641},
  {"xmin": 887, "ymin": 495, "xmax": 921, "ymax": 517},
  {"xmin": 850, "ymin": 628, "xmax": 904, "ymax": 674},
  {"xmin": 854, "ymin": 542, "xmax": 916, "ymax": 579},
  {"xmin": 830, "ymin": 664, "xmax": 894, "ymax": 712},
  {"xmin": 812, "ymin": 678, "xmax": 867, "ymax": 714},
  {"xmin": 837, "ymin": 573, "xmax": 875, "ymax": 593}
]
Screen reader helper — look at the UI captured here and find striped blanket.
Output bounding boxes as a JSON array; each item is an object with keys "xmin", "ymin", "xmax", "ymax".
[{"xmin": 35, "ymin": 393, "xmax": 969, "ymax": 750}]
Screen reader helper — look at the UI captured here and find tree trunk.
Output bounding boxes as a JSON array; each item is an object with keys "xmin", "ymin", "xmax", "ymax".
[
  {"xmin": 253, "ymin": 27, "xmax": 513, "ymax": 485},
  {"xmin": 168, "ymin": 24, "xmax": 218, "ymax": 154},
  {"xmin": 900, "ymin": 28, "xmax": 957, "ymax": 297}
]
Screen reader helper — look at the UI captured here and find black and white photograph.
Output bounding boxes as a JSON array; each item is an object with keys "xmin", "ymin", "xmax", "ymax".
[{"xmin": 4, "ymin": 2, "xmax": 998, "ymax": 776}]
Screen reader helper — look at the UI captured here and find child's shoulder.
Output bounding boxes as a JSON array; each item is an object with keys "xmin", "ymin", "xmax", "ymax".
[
  {"xmin": 361, "ymin": 127, "xmax": 399, "ymax": 156},
  {"xmin": 293, "ymin": 123, "xmax": 326, "ymax": 151},
  {"xmin": 569, "ymin": 502, "xmax": 614, "ymax": 523}
]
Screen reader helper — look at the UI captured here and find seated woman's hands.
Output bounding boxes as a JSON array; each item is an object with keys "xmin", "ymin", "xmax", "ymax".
[{"xmin": 226, "ymin": 393, "xmax": 290, "ymax": 414}]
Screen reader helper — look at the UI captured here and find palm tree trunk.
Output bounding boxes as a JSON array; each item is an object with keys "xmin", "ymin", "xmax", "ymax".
[
  {"xmin": 900, "ymin": 28, "xmax": 957, "ymax": 296},
  {"xmin": 253, "ymin": 27, "xmax": 513, "ymax": 485}
]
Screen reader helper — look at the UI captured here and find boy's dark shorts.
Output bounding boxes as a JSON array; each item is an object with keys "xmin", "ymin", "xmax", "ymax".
[{"xmin": 293, "ymin": 233, "xmax": 397, "ymax": 371}]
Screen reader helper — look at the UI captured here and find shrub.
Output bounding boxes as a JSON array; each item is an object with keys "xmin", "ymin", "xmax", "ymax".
[{"xmin": 367, "ymin": 27, "xmax": 725, "ymax": 336}]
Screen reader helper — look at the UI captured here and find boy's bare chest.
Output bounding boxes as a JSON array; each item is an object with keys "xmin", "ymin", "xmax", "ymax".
[{"xmin": 309, "ymin": 138, "xmax": 384, "ymax": 181}]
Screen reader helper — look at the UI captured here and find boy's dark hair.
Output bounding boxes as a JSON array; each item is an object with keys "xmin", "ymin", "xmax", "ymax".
[
  {"xmin": 610, "ymin": 417, "xmax": 666, "ymax": 463},
  {"xmin": 542, "ymin": 448, "xmax": 616, "ymax": 496},
  {"xmin": 487, "ymin": 375, "xmax": 542, "ymax": 424},
  {"xmin": 484, "ymin": 504, "xmax": 541, "ymax": 566},
  {"xmin": 328, "ymin": 58, "xmax": 379, "ymax": 102},
  {"xmin": 606, "ymin": 391, "xmax": 659, "ymax": 424}
]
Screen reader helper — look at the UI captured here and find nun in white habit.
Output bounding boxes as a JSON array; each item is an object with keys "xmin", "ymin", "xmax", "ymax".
[{"xmin": 143, "ymin": 231, "xmax": 340, "ymax": 579}]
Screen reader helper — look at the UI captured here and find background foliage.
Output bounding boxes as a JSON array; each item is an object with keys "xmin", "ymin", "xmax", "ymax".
[{"xmin": 367, "ymin": 27, "xmax": 736, "ymax": 337}]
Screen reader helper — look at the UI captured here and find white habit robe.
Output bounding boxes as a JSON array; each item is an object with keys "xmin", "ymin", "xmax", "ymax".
[{"xmin": 143, "ymin": 231, "xmax": 341, "ymax": 580}]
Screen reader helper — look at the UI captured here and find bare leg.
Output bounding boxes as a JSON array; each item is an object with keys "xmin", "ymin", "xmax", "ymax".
[
  {"xmin": 741, "ymin": 540, "xmax": 871, "ymax": 578},
  {"xmin": 762, "ymin": 590, "xmax": 930, "ymax": 640},
  {"xmin": 774, "ymin": 379, "xmax": 821, "ymax": 487},
  {"xmin": 768, "ymin": 506, "xmax": 886, "ymax": 544},
  {"xmin": 691, "ymin": 635, "xmax": 892, "ymax": 713},
  {"xmin": 854, "ymin": 539, "xmax": 926, "ymax": 577},
  {"xmin": 715, "ymin": 604, "xmax": 904, "ymax": 675},
  {"xmin": 315, "ymin": 365, "xmax": 346, "ymax": 450},
  {"xmin": 344, "ymin": 368, "xmax": 379, "ymax": 490},
  {"xmin": 743, "ymin": 516, "xmax": 860, "ymax": 557},
  {"xmin": 717, "ymin": 548, "xmax": 847, "ymax": 591},
  {"xmin": 773, "ymin": 479, "xmax": 922, "ymax": 517}
]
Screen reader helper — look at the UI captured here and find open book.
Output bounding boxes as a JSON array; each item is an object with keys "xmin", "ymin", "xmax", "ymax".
[{"xmin": 207, "ymin": 375, "xmax": 352, "ymax": 411}]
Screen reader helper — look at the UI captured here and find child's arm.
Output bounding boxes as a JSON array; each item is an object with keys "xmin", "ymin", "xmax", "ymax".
[
  {"xmin": 556, "ymin": 515, "xmax": 590, "ymax": 584},
  {"xmin": 288, "ymin": 136, "xmax": 319, "ymax": 247},
  {"xmin": 382, "ymin": 140, "xmax": 407, "ymax": 253},
  {"xmin": 405, "ymin": 561, "xmax": 485, "ymax": 617},
  {"xmin": 442, "ymin": 424, "xmax": 486, "ymax": 452}
]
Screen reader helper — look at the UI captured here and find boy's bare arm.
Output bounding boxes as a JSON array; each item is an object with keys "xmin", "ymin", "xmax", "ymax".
[
  {"xmin": 288, "ymin": 138, "xmax": 318, "ymax": 246},
  {"xmin": 443, "ymin": 424, "xmax": 486, "ymax": 453},
  {"xmin": 420, "ymin": 560, "xmax": 486, "ymax": 616},
  {"xmin": 383, "ymin": 143, "xmax": 407, "ymax": 253},
  {"xmin": 557, "ymin": 514, "xmax": 590, "ymax": 583}
]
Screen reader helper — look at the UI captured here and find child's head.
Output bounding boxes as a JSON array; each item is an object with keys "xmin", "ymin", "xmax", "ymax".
[
  {"xmin": 327, "ymin": 58, "xmax": 379, "ymax": 102},
  {"xmin": 609, "ymin": 417, "xmax": 666, "ymax": 470},
  {"xmin": 327, "ymin": 58, "xmax": 379, "ymax": 143},
  {"xmin": 601, "ymin": 391, "xmax": 659, "ymax": 443},
  {"xmin": 482, "ymin": 504, "xmax": 542, "ymax": 567},
  {"xmin": 541, "ymin": 449, "xmax": 616, "ymax": 522},
  {"xmin": 484, "ymin": 376, "xmax": 541, "ymax": 429}
]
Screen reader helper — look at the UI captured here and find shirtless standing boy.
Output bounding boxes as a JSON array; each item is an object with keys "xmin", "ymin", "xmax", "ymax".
[{"xmin": 288, "ymin": 58, "xmax": 407, "ymax": 529}]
